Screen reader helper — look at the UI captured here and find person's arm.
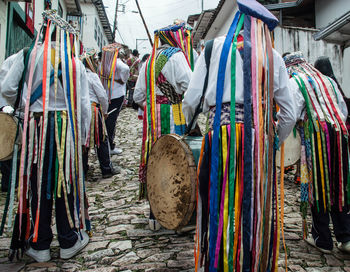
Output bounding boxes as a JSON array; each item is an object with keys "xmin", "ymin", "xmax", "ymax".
[
  {"xmin": 79, "ymin": 61, "xmax": 92, "ymax": 143},
  {"xmin": 182, "ymin": 52, "xmax": 206, "ymax": 126},
  {"xmin": 115, "ymin": 61, "xmax": 130, "ymax": 85},
  {"xmin": 1, "ymin": 50, "xmax": 25, "ymax": 107},
  {"xmin": 133, "ymin": 62, "xmax": 147, "ymax": 109},
  {"xmin": 92, "ymin": 73, "xmax": 108, "ymax": 115},
  {"xmin": 328, "ymin": 77, "xmax": 348, "ymax": 122},
  {"xmin": 273, "ymin": 51, "xmax": 297, "ymax": 144}
]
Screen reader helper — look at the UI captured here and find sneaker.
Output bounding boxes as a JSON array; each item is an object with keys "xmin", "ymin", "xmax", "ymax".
[
  {"xmin": 337, "ymin": 241, "xmax": 350, "ymax": 254},
  {"xmin": 102, "ymin": 166, "xmax": 120, "ymax": 179},
  {"xmin": 110, "ymin": 147, "xmax": 122, "ymax": 155},
  {"xmin": 305, "ymin": 237, "xmax": 332, "ymax": 254},
  {"xmin": 26, "ymin": 247, "xmax": 51, "ymax": 262},
  {"xmin": 149, "ymin": 219, "xmax": 161, "ymax": 231},
  {"xmin": 60, "ymin": 230, "xmax": 89, "ymax": 259}
]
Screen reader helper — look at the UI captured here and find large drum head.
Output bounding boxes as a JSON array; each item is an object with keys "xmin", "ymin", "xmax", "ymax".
[
  {"xmin": 147, "ymin": 134, "xmax": 197, "ymax": 230},
  {"xmin": 0, "ymin": 113, "xmax": 19, "ymax": 161},
  {"xmin": 276, "ymin": 131, "xmax": 301, "ymax": 167}
]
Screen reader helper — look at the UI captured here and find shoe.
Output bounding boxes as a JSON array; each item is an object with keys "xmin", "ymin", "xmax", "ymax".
[
  {"xmin": 26, "ymin": 247, "xmax": 51, "ymax": 262},
  {"xmin": 60, "ymin": 230, "xmax": 89, "ymax": 259},
  {"xmin": 149, "ymin": 219, "xmax": 161, "ymax": 231},
  {"xmin": 305, "ymin": 237, "xmax": 332, "ymax": 254},
  {"xmin": 337, "ymin": 241, "xmax": 350, "ymax": 254},
  {"xmin": 102, "ymin": 165, "xmax": 120, "ymax": 178},
  {"xmin": 110, "ymin": 147, "xmax": 122, "ymax": 155}
]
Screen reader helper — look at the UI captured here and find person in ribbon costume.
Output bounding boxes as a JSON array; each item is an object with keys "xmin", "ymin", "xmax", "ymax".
[
  {"xmin": 182, "ymin": 1, "xmax": 296, "ymax": 271},
  {"xmin": 285, "ymin": 52, "xmax": 350, "ymax": 254},
  {"xmin": 81, "ymin": 49, "xmax": 119, "ymax": 179},
  {"xmin": 100, "ymin": 44, "xmax": 130, "ymax": 156},
  {"xmin": 133, "ymin": 21, "xmax": 193, "ymax": 229},
  {"xmin": 0, "ymin": 10, "xmax": 91, "ymax": 262}
]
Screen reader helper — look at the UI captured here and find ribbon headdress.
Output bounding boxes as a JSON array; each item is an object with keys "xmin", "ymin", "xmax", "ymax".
[
  {"xmin": 99, "ymin": 43, "xmax": 122, "ymax": 101},
  {"xmin": 80, "ymin": 49, "xmax": 98, "ymax": 73}
]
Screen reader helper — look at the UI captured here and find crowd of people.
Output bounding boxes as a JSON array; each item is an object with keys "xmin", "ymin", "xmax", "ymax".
[{"xmin": 0, "ymin": 0, "xmax": 349, "ymax": 270}]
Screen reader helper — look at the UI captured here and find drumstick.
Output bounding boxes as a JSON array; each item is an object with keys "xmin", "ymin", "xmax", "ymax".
[{"xmin": 107, "ymin": 108, "xmax": 118, "ymax": 116}]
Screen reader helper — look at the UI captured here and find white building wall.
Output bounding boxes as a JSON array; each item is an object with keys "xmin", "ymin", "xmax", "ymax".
[
  {"xmin": 80, "ymin": 3, "xmax": 108, "ymax": 52},
  {"xmin": 274, "ymin": 26, "xmax": 345, "ymax": 91},
  {"xmin": 205, "ymin": 1, "xmax": 238, "ymax": 40},
  {"xmin": 34, "ymin": 0, "xmax": 68, "ymax": 32},
  {"xmin": 0, "ymin": 1, "xmax": 8, "ymax": 63},
  {"xmin": 315, "ymin": 0, "xmax": 350, "ymax": 29}
]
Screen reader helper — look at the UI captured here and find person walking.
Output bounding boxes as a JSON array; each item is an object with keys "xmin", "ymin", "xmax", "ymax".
[
  {"xmin": 0, "ymin": 11, "xmax": 91, "ymax": 262},
  {"xmin": 285, "ymin": 52, "xmax": 350, "ymax": 254}
]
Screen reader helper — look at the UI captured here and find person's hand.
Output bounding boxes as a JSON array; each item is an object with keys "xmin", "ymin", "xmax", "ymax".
[{"xmin": 2, "ymin": 105, "xmax": 14, "ymax": 114}]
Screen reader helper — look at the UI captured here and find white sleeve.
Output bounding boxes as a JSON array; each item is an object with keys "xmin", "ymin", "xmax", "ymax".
[
  {"xmin": 116, "ymin": 61, "xmax": 130, "ymax": 83},
  {"xmin": 80, "ymin": 63, "xmax": 92, "ymax": 143},
  {"xmin": 0, "ymin": 54, "xmax": 17, "ymax": 108},
  {"xmin": 163, "ymin": 52, "xmax": 192, "ymax": 95},
  {"xmin": 273, "ymin": 51, "xmax": 297, "ymax": 144},
  {"xmin": 1, "ymin": 50, "xmax": 25, "ymax": 107},
  {"xmin": 289, "ymin": 77, "xmax": 306, "ymax": 121},
  {"xmin": 92, "ymin": 73, "xmax": 108, "ymax": 114},
  {"xmin": 328, "ymin": 77, "xmax": 348, "ymax": 122},
  {"xmin": 133, "ymin": 62, "xmax": 147, "ymax": 105},
  {"xmin": 182, "ymin": 52, "xmax": 206, "ymax": 126}
]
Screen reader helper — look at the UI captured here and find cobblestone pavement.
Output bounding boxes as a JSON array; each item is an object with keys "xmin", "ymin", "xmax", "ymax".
[{"xmin": 0, "ymin": 107, "xmax": 350, "ymax": 271}]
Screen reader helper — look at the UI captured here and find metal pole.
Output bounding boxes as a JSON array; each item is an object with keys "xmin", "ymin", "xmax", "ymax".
[
  {"xmin": 135, "ymin": 0, "xmax": 153, "ymax": 47},
  {"xmin": 113, "ymin": 0, "xmax": 119, "ymax": 41},
  {"xmin": 201, "ymin": 0, "xmax": 204, "ymax": 12}
]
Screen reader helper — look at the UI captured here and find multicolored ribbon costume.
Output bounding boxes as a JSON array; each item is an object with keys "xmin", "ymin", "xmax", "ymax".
[
  {"xmin": 285, "ymin": 52, "xmax": 349, "ymax": 238},
  {"xmin": 139, "ymin": 22, "xmax": 194, "ymax": 198},
  {"xmin": 0, "ymin": 10, "xmax": 91, "ymax": 252},
  {"xmin": 194, "ymin": 1, "xmax": 287, "ymax": 271}
]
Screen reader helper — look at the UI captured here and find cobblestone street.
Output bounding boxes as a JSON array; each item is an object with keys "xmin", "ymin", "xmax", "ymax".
[{"xmin": 0, "ymin": 107, "xmax": 350, "ymax": 271}]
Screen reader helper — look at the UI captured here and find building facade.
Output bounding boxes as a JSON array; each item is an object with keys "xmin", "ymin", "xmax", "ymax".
[{"xmin": 0, "ymin": 0, "xmax": 113, "ymax": 65}]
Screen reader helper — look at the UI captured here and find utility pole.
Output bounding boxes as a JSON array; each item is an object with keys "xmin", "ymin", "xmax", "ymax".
[
  {"xmin": 113, "ymin": 0, "xmax": 119, "ymax": 41},
  {"xmin": 201, "ymin": 0, "xmax": 204, "ymax": 12},
  {"xmin": 135, "ymin": 0, "xmax": 153, "ymax": 47}
]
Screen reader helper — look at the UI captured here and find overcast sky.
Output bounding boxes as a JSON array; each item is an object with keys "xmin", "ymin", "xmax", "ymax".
[{"xmin": 102, "ymin": 0, "xmax": 220, "ymax": 57}]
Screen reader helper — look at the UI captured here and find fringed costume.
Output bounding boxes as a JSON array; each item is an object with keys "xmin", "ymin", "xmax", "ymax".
[
  {"xmin": 285, "ymin": 52, "xmax": 350, "ymax": 250},
  {"xmin": 134, "ymin": 22, "xmax": 194, "ymax": 198},
  {"xmin": 0, "ymin": 10, "xmax": 92, "ymax": 259},
  {"xmin": 182, "ymin": 1, "xmax": 296, "ymax": 271},
  {"xmin": 81, "ymin": 50, "xmax": 114, "ymax": 177}
]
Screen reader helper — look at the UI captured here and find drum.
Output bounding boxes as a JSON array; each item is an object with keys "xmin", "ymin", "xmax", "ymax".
[
  {"xmin": 276, "ymin": 130, "xmax": 301, "ymax": 167},
  {"xmin": 0, "ymin": 112, "xmax": 21, "ymax": 161},
  {"xmin": 147, "ymin": 134, "xmax": 202, "ymax": 230}
]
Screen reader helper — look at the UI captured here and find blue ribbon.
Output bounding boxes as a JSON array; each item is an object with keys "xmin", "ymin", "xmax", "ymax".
[
  {"xmin": 242, "ymin": 14, "xmax": 252, "ymax": 272},
  {"xmin": 209, "ymin": 11, "xmax": 240, "ymax": 271},
  {"xmin": 30, "ymin": 70, "xmax": 62, "ymax": 105}
]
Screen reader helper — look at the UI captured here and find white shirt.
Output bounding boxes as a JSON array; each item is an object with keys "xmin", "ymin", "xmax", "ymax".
[
  {"xmin": 86, "ymin": 69, "xmax": 108, "ymax": 114},
  {"xmin": 0, "ymin": 54, "xmax": 18, "ymax": 108},
  {"xmin": 182, "ymin": 35, "xmax": 296, "ymax": 144},
  {"xmin": 133, "ymin": 45, "xmax": 192, "ymax": 105},
  {"xmin": 289, "ymin": 77, "xmax": 348, "ymax": 122},
  {"xmin": 0, "ymin": 45, "xmax": 91, "ymax": 142},
  {"xmin": 110, "ymin": 59, "xmax": 130, "ymax": 100}
]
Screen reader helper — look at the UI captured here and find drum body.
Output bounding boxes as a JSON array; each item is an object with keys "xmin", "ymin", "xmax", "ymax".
[
  {"xmin": 0, "ymin": 113, "xmax": 21, "ymax": 161},
  {"xmin": 276, "ymin": 131, "xmax": 301, "ymax": 167},
  {"xmin": 147, "ymin": 134, "xmax": 202, "ymax": 230}
]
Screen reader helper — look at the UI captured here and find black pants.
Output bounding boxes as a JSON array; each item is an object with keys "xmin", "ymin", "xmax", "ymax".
[
  {"xmin": 127, "ymin": 81, "xmax": 135, "ymax": 106},
  {"xmin": 83, "ymin": 111, "xmax": 112, "ymax": 176},
  {"xmin": 29, "ymin": 115, "xmax": 78, "ymax": 250},
  {"xmin": 105, "ymin": 96, "xmax": 124, "ymax": 150},
  {"xmin": 1, "ymin": 159, "xmax": 12, "ymax": 192},
  {"xmin": 311, "ymin": 123, "xmax": 350, "ymax": 250}
]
